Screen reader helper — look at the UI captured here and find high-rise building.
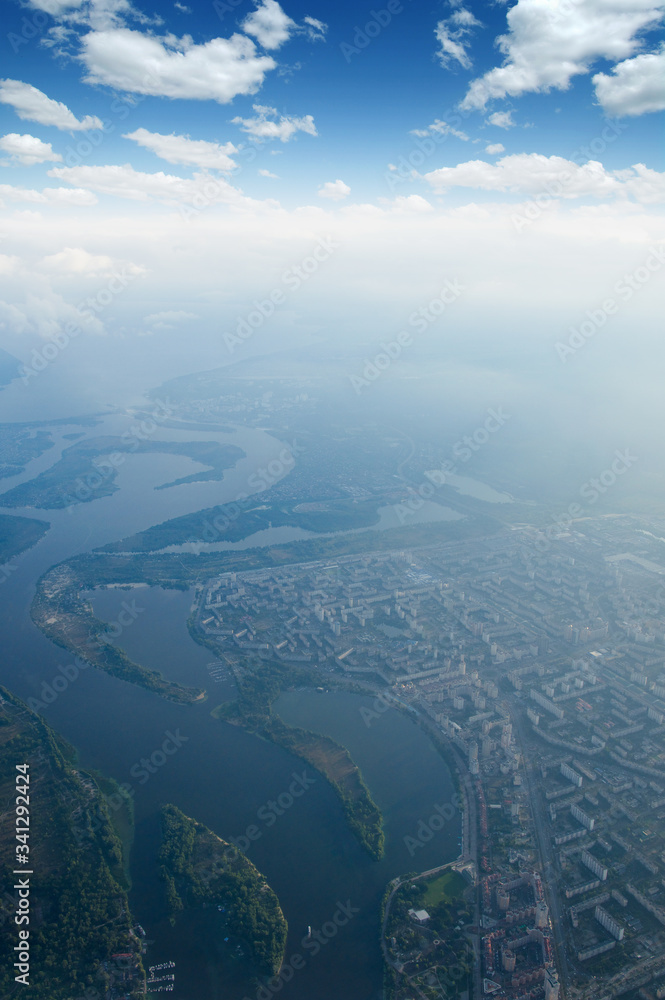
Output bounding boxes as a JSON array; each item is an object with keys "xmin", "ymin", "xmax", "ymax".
[
  {"xmin": 571, "ymin": 803, "xmax": 594, "ymax": 830},
  {"xmin": 581, "ymin": 850, "xmax": 608, "ymax": 881},
  {"xmin": 561, "ymin": 762, "xmax": 583, "ymax": 787},
  {"xmin": 595, "ymin": 906, "xmax": 624, "ymax": 940}
]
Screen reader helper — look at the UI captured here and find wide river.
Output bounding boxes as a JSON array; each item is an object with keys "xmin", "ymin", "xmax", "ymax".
[{"xmin": 0, "ymin": 412, "xmax": 461, "ymax": 1000}]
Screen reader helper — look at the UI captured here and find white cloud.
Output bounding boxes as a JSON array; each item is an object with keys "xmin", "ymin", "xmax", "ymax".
[
  {"xmin": 485, "ymin": 143, "xmax": 505, "ymax": 154},
  {"xmin": 487, "ymin": 110, "xmax": 515, "ymax": 129},
  {"xmin": 231, "ymin": 104, "xmax": 317, "ymax": 142},
  {"xmin": 0, "ymin": 238, "xmax": 146, "ymax": 349},
  {"xmin": 317, "ymin": 179, "xmax": 350, "ymax": 201},
  {"xmin": 616, "ymin": 163, "xmax": 665, "ymax": 203},
  {"xmin": 0, "ymin": 134, "xmax": 62, "ymax": 166},
  {"xmin": 421, "ymin": 153, "xmax": 665, "ymax": 203},
  {"xmin": 48, "ymin": 162, "xmax": 275, "ymax": 210},
  {"xmin": 410, "ymin": 119, "xmax": 470, "ymax": 141},
  {"xmin": 0, "ymin": 79, "xmax": 104, "ymax": 131},
  {"xmin": 80, "ymin": 28, "xmax": 276, "ymax": 103},
  {"xmin": 435, "ymin": 7, "xmax": 482, "ymax": 70},
  {"xmin": 26, "ymin": 0, "xmax": 85, "ymax": 15},
  {"xmin": 381, "ymin": 194, "xmax": 434, "ymax": 213},
  {"xmin": 461, "ymin": 0, "xmax": 664, "ymax": 111},
  {"xmin": 241, "ymin": 0, "xmax": 295, "ymax": 50},
  {"xmin": 124, "ymin": 128, "xmax": 238, "ymax": 171},
  {"xmin": 303, "ymin": 15, "xmax": 327, "ymax": 41},
  {"xmin": 259, "ymin": 168, "xmax": 279, "ymax": 177},
  {"xmin": 41, "ymin": 247, "xmax": 144, "ymax": 277},
  {"xmin": 0, "ymin": 184, "xmax": 97, "ymax": 206},
  {"xmin": 27, "ymin": 0, "xmax": 150, "ymax": 31},
  {"xmin": 593, "ymin": 44, "xmax": 665, "ymax": 116},
  {"xmin": 0, "ymin": 291, "xmax": 105, "ymax": 340},
  {"xmin": 239, "ymin": 2, "xmax": 328, "ymax": 50}
]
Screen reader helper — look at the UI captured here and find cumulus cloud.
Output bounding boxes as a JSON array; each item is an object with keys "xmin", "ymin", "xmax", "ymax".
[
  {"xmin": 461, "ymin": 0, "xmax": 664, "ymax": 111},
  {"xmin": 259, "ymin": 168, "xmax": 279, "ymax": 177},
  {"xmin": 0, "ymin": 235, "xmax": 147, "ymax": 351},
  {"xmin": 593, "ymin": 44, "xmax": 665, "ymax": 116},
  {"xmin": 80, "ymin": 28, "xmax": 276, "ymax": 102},
  {"xmin": 241, "ymin": 0, "xmax": 295, "ymax": 50},
  {"xmin": 421, "ymin": 152, "xmax": 665, "ymax": 203},
  {"xmin": 0, "ymin": 291, "xmax": 105, "ymax": 340},
  {"xmin": 435, "ymin": 6, "xmax": 482, "ymax": 70},
  {"xmin": 317, "ymin": 179, "xmax": 350, "ymax": 200},
  {"xmin": 485, "ymin": 143, "xmax": 505, "ymax": 154},
  {"xmin": 410, "ymin": 119, "xmax": 470, "ymax": 141},
  {"xmin": 0, "ymin": 79, "xmax": 104, "ymax": 131},
  {"xmin": 239, "ymin": 2, "xmax": 328, "ymax": 50},
  {"xmin": 487, "ymin": 110, "xmax": 515, "ymax": 129},
  {"xmin": 231, "ymin": 104, "xmax": 317, "ymax": 142},
  {"xmin": 124, "ymin": 128, "xmax": 238, "ymax": 171},
  {"xmin": 0, "ymin": 134, "xmax": 62, "ymax": 166}
]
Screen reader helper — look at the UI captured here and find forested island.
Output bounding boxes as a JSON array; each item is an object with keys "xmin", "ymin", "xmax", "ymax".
[
  {"xmin": 0, "ymin": 422, "xmax": 54, "ymax": 479},
  {"xmin": 0, "ymin": 512, "xmax": 50, "ymax": 564},
  {"xmin": 0, "ymin": 687, "xmax": 144, "ymax": 999},
  {"xmin": 158, "ymin": 803, "xmax": 288, "ymax": 977},
  {"xmin": 100, "ymin": 495, "xmax": 387, "ymax": 553}
]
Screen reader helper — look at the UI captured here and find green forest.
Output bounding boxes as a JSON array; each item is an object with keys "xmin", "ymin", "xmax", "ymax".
[
  {"xmin": 158, "ymin": 803, "xmax": 287, "ymax": 977},
  {"xmin": 0, "ymin": 687, "xmax": 144, "ymax": 999}
]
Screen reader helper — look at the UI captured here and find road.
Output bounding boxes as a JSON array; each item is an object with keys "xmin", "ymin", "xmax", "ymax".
[{"xmin": 512, "ymin": 708, "xmax": 572, "ymax": 998}]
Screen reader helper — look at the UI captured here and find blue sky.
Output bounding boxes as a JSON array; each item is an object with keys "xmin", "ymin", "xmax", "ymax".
[
  {"xmin": 2, "ymin": 0, "xmax": 663, "ymax": 204},
  {"xmin": 0, "ymin": 0, "xmax": 663, "ymax": 411}
]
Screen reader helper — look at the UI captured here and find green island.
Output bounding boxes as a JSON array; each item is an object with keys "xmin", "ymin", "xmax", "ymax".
[
  {"xmin": 31, "ymin": 562, "xmax": 204, "ymax": 704},
  {"xmin": 212, "ymin": 656, "xmax": 385, "ymax": 859},
  {"xmin": 0, "ymin": 423, "xmax": 54, "ymax": 480},
  {"xmin": 0, "ymin": 436, "xmax": 244, "ymax": 509},
  {"xmin": 0, "ymin": 686, "xmax": 144, "ymax": 999},
  {"xmin": 0, "ymin": 512, "xmax": 50, "ymax": 564},
  {"xmin": 100, "ymin": 495, "xmax": 388, "ymax": 552},
  {"xmin": 158, "ymin": 803, "xmax": 288, "ymax": 977}
]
